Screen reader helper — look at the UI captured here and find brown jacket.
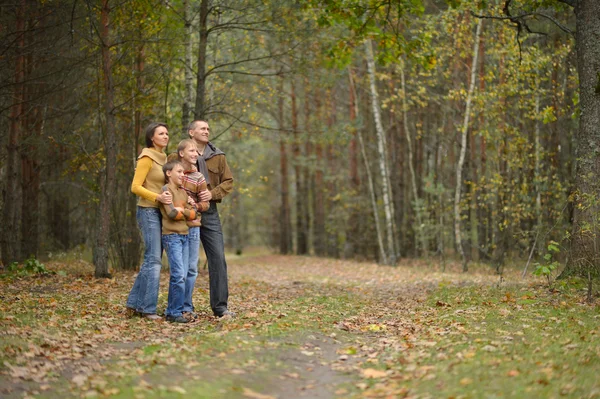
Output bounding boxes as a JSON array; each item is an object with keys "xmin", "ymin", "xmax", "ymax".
[{"xmin": 205, "ymin": 153, "xmax": 233, "ymax": 202}]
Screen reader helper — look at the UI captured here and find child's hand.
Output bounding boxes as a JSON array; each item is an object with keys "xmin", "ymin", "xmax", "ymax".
[
  {"xmin": 187, "ymin": 196, "xmax": 195, "ymax": 206},
  {"xmin": 174, "ymin": 207, "xmax": 184, "ymax": 213}
]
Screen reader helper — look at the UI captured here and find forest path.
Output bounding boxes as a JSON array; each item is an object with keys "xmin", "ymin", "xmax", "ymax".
[{"xmin": 0, "ymin": 254, "xmax": 521, "ymax": 398}]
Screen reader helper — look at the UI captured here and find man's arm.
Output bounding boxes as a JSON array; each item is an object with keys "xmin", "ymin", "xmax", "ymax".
[{"xmin": 209, "ymin": 156, "xmax": 233, "ymax": 201}]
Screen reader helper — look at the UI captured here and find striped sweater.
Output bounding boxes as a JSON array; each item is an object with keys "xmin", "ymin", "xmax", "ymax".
[{"xmin": 181, "ymin": 166, "xmax": 210, "ymax": 227}]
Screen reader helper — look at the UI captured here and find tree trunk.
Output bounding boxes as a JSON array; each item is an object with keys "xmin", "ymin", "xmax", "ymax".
[
  {"xmin": 364, "ymin": 39, "xmax": 397, "ymax": 264},
  {"xmin": 120, "ymin": 23, "xmax": 145, "ymax": 270},
  {"xmin": 2, "ymin": 0, "xmax": 26, "ymax": 266},
  {"xmin": 194, "ymin": 0, "xmax": 209, "ymax": 120},
  {"xmin": 304, "ymin": 77, "xmax": 313, "ymax": 254},
  {"xmin": 326, "ymin": 91, "xmax": 339, "ymax": 258},
  {"xmin": 399, "ymin": 62, "xmax": 427, "ymax": 256},
  {"xmin": 20, "ymin": 6, "xmax": 42, "ymax": 260},
  {"xmin": 182, "ymin": 0, "xmax": 195, "ymax": 130},
  {"xmin": 93, "ymin": 0, "xmax": 116, "ymax": 278},
  {"xmin": 292, "ymin": 78, "xmax": 308, "ymax": 254},
  {"xmin": 344, "ymin": 68, "xmax": 361, "ymax": 258},
  {"xmin": 560, "ymin": 0, "xmax": 600, "ymax": 278},
  {"xmin": 349, "ymin": 68, "xmax": 387, "ymax": 264},
  {"xmin": 278, "ymin": 77, "xmax": 292, "ymax": 254},
  {"xmin": 454, "ymin": 19, "xmax": 482, "ymax": 272}
]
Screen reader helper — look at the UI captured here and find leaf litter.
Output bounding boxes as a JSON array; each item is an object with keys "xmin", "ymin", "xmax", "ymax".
[{"xmin": 1, "ymin": 254, "xmax": 599, "ymax": 398}]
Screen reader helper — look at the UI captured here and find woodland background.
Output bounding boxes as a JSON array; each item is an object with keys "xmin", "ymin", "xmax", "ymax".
[{"xmin": 0, "ymin": 0, "xmax": 592, "ymax": 277}]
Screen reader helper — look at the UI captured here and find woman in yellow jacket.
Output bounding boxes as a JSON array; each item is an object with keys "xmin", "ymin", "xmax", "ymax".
[{"xmin": 126, "ymin": 122, "xmax": 172, "ymax": 320}]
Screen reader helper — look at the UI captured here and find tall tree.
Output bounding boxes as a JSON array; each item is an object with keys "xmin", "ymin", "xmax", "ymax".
[
  {"xmin": 562, "ymin": 0, "xmax": 600, "ymax": 278},
  {"xmin": 454, "ymin": 18, "xmax": 482, "ymax": 272},
  {"xmin": 365, "ymin": 39, "xmax": 398, "ymax": 264},
  {"xmin": 2, "ymin": 0, "xmax": 25, "ymax": 266},
  {"xmin": 93, "ymin": 0, "xmax": 117, "ymax": 278}
]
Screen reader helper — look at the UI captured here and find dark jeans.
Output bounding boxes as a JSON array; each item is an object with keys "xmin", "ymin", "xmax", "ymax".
[{"xmin": 200, "ymin": 201, "xmax": 229, "ymax": 316}]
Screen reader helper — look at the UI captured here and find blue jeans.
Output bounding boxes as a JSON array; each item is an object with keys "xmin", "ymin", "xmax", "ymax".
[
  {"xmin": 183, "ymin": 226, "xmax": 200, "ymax": 313},
  {"xmin": 163, "ymin": 233, "xmax": 189, "ymax": 318},
  {"xmin": 127, "ymin": 207, "xmax": 162, "ymax": 315},
  {"xmin": 200, "ymin": 202, "xmax": 229, "ymax": 316}
]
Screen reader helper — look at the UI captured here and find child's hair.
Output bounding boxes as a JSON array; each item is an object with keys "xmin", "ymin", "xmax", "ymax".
[
  {"xmin": 163, "ymin": 160, "xmax": 183, "ymax": 183},
  {"xmin": 166, "ymin": 152, "xmax": 179, "ymax": 163},
  {"xmin": 177, "ymin": 139, "xmax": 197, "ymax": 160}
]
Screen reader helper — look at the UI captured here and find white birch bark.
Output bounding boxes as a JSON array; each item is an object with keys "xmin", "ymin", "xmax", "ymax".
[
  {"xmin": 454, "ymin": 19, "xmax": 483, "ymax": 271},
  {"xmin": 348, "ymin": 68, "xmax": 387, "ymax": 264},
  {"xmin": 365, "ymin": 39, "xmax": 398, "ymax": 264},
  {"xmin": 399, "ymin": 61, "xmax": 427, "ymax": 255}
]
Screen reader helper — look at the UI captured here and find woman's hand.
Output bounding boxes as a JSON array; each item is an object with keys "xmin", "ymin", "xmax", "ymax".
[
  {"xmin": 174, "ymin": 206, "xmax": 184, "ymax": 213},
  {"xmin": 157, "ymin": 190, "xmax": 172, "ymax": 204}
]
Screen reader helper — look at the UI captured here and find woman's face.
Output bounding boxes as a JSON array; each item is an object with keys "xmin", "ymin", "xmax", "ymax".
[
  {"xmin": 151, "ymin": 126, "xmax": 169, "ymax": 149},
  {"xmin": 179, "ymin": 144, "xmax": 199, "ymax": 165}
]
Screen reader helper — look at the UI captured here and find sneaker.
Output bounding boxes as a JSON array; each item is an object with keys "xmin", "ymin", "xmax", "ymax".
[
  {"xmin": 166, "ymin": 315, "xmax": 190, "ymax": 324},
  {"xmin": 142, "ymin": 313, "xmax": 162, "ymax": 320},
  {"xmin": 182, "ymin": 311, "xmax": 198, "ymax": 321},
  {"xmin": 216, "ymin": 310, "xmax": 236, "ymax": 320}
]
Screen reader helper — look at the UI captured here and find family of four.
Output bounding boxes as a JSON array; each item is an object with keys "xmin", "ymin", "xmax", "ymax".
[{"xmin": 126, "ymin": 120, "xmax": 234, "ymax": 323}]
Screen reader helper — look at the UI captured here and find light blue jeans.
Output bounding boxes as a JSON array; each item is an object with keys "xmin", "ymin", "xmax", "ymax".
[
  {"xmin": 163, "ymin": 233, "xmax": 189, "ymax": 318},
  {"xmin": 127, "ymin": 207, "xmax": 162, "ymax": 315},
  {"xmin": 183, "ymin": 226, "xmax": 200, "ymax": 313}
]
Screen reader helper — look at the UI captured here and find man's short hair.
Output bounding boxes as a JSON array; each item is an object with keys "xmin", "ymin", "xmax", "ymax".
[{"xmin": 188, "ymin": 120, "xmax": 208, "ymax": 131}]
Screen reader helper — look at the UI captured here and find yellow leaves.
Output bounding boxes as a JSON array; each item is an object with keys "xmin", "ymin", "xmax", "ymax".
[{"xmin": 366, "ymin": 323, "xmax": 386, "ymax": 332}]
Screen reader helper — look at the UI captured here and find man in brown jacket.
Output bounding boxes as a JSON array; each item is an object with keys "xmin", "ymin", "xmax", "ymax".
[{"xmin": 188, "ymin": 120, "xmax": 235, "ymax": 318}]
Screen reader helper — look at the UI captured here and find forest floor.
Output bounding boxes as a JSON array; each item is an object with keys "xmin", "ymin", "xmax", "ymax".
[{"xmin": 1, "ymin": 250, "xmax": 600, "ymax": 399}]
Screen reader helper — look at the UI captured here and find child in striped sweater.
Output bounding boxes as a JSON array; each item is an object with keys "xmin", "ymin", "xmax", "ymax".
[{"xmin": 175, "ymin": 139, "xmax": 210, "ymax": 320}]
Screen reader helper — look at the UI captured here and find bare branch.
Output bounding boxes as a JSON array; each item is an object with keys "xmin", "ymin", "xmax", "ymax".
[
  {"xmin": 557, "ymin": 0, "xmax": 576, "ymax": 7},
  {"xmin": 471, "ymin": 10, "xmax": 574, "ymax": 35}
]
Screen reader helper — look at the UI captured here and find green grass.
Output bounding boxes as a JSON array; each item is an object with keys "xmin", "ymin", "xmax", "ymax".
[{"xmin": 387, "ymin": 283, "xmax": 600, "ymax": 398}]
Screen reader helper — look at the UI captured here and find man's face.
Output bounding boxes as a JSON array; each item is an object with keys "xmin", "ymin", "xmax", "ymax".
[{"xmin": 189, "ymin": 121, "xmax": 210, "ymax": 145}]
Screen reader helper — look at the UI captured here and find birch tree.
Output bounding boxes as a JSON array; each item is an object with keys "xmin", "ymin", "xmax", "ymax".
[
  {"xmin": 454, "ymin": 18, "xmax": 482, "ymax": 272},
  {"xmin": 365, "ymin": 39, "xmax": 398, "ymax": 264}
]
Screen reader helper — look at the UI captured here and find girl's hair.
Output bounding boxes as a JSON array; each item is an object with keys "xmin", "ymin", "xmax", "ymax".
[
  {"xmin": 177, "ymin": 139, "xmax": 197, "ymax": 160},
  {"xmin": 145, "ymin": 122, "xmax": 168, "ymax": 148},
  {"xmin": 163, "ymin": 160, "xmax": 182, "ymax": 183}
]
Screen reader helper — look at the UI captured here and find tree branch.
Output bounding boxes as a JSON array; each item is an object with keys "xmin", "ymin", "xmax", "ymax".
[
  {"xmin": 471, "ymin": 10, "xmax": 574, "ymax": 35},
  {"xmin": 557, "ymin": 0, "xmax": 576, "ymax": 7},
  {"xmin": 472, "ymin": 0, "xmax": 574, "ymax": 37}
]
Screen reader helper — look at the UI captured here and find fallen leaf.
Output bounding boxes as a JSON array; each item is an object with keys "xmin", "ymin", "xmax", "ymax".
[
  {"xmin": 72, "ymin": 374, "xmax": 87, "ymax": 387},
  {"xmin": 362, "ymin": 368, "xmax": 387, "ymax": 379},
  {"xmin": 242, "ymin": 387, "xmax": 276, "ymax": 399}
]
